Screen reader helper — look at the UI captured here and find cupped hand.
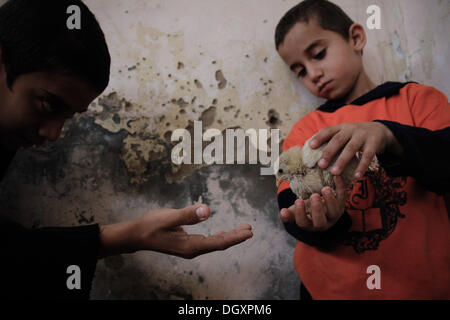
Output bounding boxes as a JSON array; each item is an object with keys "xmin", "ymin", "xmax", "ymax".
[{"xmin": 280, "ymin": 176, "xmax": 346, "ymax": 231}]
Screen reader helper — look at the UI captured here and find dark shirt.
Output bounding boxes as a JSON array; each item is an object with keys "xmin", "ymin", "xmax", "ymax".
[{"xmin": 0, "ymin": 148, "xmax": 100, "ymax": 299}]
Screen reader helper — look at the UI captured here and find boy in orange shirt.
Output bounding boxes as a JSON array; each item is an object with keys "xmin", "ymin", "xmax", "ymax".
[{"xmin": 275, "ymin": 0, "xmax": 450, "ymax": 299}]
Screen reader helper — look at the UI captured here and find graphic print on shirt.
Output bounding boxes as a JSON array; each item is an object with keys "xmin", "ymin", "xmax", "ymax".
[{"xmin": 343, "ymin": 164, "xmax": 407, "ymax": 253}]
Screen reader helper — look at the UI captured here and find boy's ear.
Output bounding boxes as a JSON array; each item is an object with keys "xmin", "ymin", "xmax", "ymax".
[{"xmin": 348, "ymin": 23, "xmax": 366, "ymax": 54}]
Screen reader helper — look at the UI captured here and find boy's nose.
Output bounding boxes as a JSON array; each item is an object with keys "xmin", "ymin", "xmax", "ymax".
[
  {"xmin": 309, "ymin": 66, "xmax": 323, "ymax": 83},
  {"xmin": 38, "ymin": 118, "xmax": 66, "ymax": 142}
]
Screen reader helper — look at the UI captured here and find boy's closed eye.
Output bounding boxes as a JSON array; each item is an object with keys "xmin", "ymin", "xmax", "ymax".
[
  {"xmin": 298, "ymin": 68, "xmax": 307, "ymax": 78},
  {"xmin": 297, "ymin": 49, "xmax": 327, "ymax": 78},
  {"xmin": 314, "ymin": 48, "xmax": 327, "ymax": 60}
]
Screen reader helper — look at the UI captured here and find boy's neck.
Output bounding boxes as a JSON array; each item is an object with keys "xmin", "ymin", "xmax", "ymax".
[{"xmin": 341, "ymin": 69, "xmax": 376, "ymax": 104}]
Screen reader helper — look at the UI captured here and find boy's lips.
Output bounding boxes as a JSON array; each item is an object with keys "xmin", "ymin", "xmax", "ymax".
[{"xmin": 319, "ymin": 80, "xmax": 333, "ymax": 94}]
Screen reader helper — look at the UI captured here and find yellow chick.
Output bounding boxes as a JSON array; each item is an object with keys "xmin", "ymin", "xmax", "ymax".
[{"xmin": 276, "ymin": 137, "xmax": 359, "ymax": 200}]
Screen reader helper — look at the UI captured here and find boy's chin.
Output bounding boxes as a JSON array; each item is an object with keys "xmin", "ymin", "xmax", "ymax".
[
  {"xmin": 319, "ymin": 89, "xmax": 346, "ymax": 102},
  {"xmin": 318, "ymin": 91, "xmax": 338, "ymax": 101},
  {"xmin": 1, "ymin": 135, "xmax": 34, "ymax": 150}
]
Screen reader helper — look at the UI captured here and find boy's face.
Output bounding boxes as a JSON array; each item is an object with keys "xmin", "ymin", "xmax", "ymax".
[
  {"xmin": 277, "ymin": 18, "xmax": 363, "ymax": 101},
  {"xmin": 0, "ymin": 69, "xmax": 99, "ymax": 149}
]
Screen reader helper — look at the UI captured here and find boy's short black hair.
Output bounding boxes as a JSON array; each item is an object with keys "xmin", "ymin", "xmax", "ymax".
[
  {"xmin": 0, "ymin": 0, "xmax": 111, "ymax": 93},
  {"xmin": 275, "ymin": 0, "xmax": 354, "ymax": 49}
]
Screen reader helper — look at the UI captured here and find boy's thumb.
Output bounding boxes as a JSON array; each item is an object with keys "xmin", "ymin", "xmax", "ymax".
[
  {"xmin": 170, "ymin": 204, "xmax": 210, "ymax": 226},
  {"xmin": 194, "ymin": 204, "xmax": 210, "ymax": 221}
]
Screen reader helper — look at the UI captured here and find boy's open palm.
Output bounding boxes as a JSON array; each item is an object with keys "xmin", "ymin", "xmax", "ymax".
[{"xmin": 99, "ymin": 204, "xmax": 253, "ymax": 259}]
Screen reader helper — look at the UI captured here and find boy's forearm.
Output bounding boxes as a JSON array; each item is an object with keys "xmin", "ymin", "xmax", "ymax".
[{"xmin": 375, "ymin": 120, "xmax": 450, "ymax": 194}]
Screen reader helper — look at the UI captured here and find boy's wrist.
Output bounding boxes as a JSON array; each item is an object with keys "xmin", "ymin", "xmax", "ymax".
[
  {"xmin": 374, "ymin": 121, "xmax": 403, "ymax": 156},
  {"xmin": 384, "ymin": 126, "xmax": 402, "ymax": 155},
  {"xmin": 98, "ymin": 220, "xmax": 139, "ymax": 259}
]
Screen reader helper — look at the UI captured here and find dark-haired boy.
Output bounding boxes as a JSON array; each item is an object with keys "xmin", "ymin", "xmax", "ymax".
[
  {"xmin": 0, "ymin": 0, "xmax": 252, "ymax": 299},
  {"xmin": 275, "ymin": 0, "xmax": 449, "ymax": 299}
]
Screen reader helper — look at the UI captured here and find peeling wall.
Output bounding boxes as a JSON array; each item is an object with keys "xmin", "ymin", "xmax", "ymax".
[
  {"xmin": 85, "ymin": 0, "xmax": 450, "ymax": 187},
  {"xmin": 0, "ymin": 0, "xmax": 448, "ymax": 299}
]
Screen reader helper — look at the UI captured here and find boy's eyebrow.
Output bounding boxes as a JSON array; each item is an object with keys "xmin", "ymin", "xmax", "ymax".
[{"xmin": 289, "ymin": 39, "xmax": 325, "ymax": 71}]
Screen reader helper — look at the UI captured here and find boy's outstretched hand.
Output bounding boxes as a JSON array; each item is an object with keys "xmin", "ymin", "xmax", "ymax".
[
  {"xmin": 280, "ymin": 176, "xmax": 346, "ymax": 231},
  {"xmin": 98, "ymin": 204, "xmax": 253, "ymax": 259},
  {"xmin": 308, "ymin": 122, "xmax": 403, "ymax": 179}
]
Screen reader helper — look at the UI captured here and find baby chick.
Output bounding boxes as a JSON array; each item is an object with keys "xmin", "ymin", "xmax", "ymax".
[{"xmin": 276, "ymin": 137, "xmax": 359, "ymax": 200}]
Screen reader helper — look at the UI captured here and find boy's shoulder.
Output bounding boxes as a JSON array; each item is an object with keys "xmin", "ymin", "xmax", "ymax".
[
  {"xmin": 318, "ymin": 81, "xmax": 447, "ymax": 114},
  {"xmin": 283, "ymin": 81, "xmax": 448, "ymax": 150},
  {"xmin": 282, "ymin": 82, "xmax": 411, "ymax": 149}
]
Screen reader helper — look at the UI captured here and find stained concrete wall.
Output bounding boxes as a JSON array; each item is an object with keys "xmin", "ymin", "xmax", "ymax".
[{"xmin": 0, "ymin": 0, "xmax": 448, "ymax": 299}]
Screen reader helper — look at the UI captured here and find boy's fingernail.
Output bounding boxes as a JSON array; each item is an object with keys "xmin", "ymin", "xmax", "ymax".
[
  {"xmin": 196, "ymin": 206, "xmax": 208, "ymax": 220},
  {"xmin": 310, "ymin": 139, "xmax": 317, "ymax": 147},
  {"xmin": 355, "ymin": 171, "xmax": 361, "ymax": 178},
  {"xmin": 318, "ymin": 159, "xmax": 326, "ymax": 167},
  {"xmin": 331, "ymin": 166, "xmax": 339, "ymax": 174}
]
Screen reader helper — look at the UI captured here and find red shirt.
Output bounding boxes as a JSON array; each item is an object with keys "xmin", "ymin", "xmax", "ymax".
[{"xmin": 277, "ymin": 82, "xmax": 450, "ymax": 299}]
